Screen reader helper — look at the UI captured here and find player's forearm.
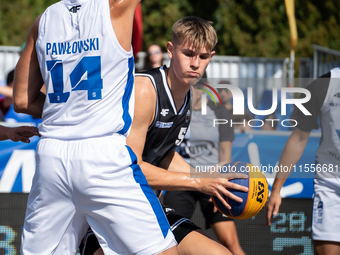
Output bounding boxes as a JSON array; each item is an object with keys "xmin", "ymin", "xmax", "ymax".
[
  {"xmin": 140, "ymin": 161, "xmax": 199, "ymax": 191},
  {"xmin": 13, "ymin": 92, "xmax": 45, "ymax": 118},
  {"xmin": 0, "ymin": 86, "xmax": 13, "ymax": 98},
  {"xmin": 272, "ymin": 128, "xmax": 310, "ymax": 193}
]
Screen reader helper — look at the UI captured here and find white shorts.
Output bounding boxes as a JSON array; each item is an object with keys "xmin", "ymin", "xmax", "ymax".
[
  {"xmin": 21, "ymin": 135, "xmax": 175, "ymax": 255},
  {"xmin": 312, "ymin": 177, "xmax": 340, "ymax": 242}
]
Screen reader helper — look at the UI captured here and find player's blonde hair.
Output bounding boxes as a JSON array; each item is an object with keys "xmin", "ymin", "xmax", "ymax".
[{"xmin": 172, "ymin": 16, "xmax": 218, "ymax": 52}]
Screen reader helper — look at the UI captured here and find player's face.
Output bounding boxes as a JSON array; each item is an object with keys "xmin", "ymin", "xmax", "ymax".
[{"xmin": 167, "ymin": 41, "xmax": 214, "ymax": 86}]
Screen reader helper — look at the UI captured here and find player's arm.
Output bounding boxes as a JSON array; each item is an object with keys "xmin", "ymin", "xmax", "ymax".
[
  {"xmin": 216, "ymin": 105, "xmax": 234, "ymax": 163},
  {"xmin": 219, "ymin": 141, "xmax": 232, "ymax": 163},
  {"xmin": 266, "ymin": 73, "xmax": 328, "ymax": 226},
  {"xmin": 0, "ymin": 86, "xmax": 13, "ymax": 98},
  {"xmin": 13, "ymin": 15, "xmax": 45, "ymax": 118},
  {"xmin": 126, "ymin": 76, "xmax": 197, "ymax": 191},
  {"xmin": 109, "ymin": 0, "xmax": 141, "ymax": 52},
  {"xmin": 158, "ymin": 149, "xmax": 249, "ymax": 208},
  {"xmin": 0, "ymin": 125, "xmax": 40, "ymax": 143},
  {"xmin": 266, "ymin": 127, "xmax": 310, "ymax": 226}
]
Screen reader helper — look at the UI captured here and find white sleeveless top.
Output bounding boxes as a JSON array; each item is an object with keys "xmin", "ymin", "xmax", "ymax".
[
  {"xmin": 36, "ymin": 0, "xmax": 134, "ymax": 140},
  {"xmin": 316, "ymin": 67, "xmax": 340, "ymax": 177}
]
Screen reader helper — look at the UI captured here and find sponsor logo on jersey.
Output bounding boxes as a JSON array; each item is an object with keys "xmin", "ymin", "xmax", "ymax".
[
  {"xmin": 185, "ymin": 110, "xmax": 190, "ymax": 123},
  {"xmin": 69, "ymin": 5, "xmax": 81, "ymax": 13},
  {"xmin": 160, "ymin": 109, "xmax": 169, "ymax": 116},
  {"xmin": 165, "ymin": 207, "xmax": 174, "ymax": 213},
  {"xmin": 334, "ymin": 92, "xmax": 340, "ymax": 98},
  {"xmin": 155, "ymin": 121, "xmax": 173, "ymax": 128}
]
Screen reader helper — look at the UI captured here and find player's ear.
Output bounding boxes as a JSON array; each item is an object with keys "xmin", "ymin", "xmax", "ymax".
[
  {"xmin": 167, "ymin": 41, "xmax": 173, "ymax": 59},
  {"xmin": 210, "ymin": 50, "xmax": 216, "ymax": 58}
]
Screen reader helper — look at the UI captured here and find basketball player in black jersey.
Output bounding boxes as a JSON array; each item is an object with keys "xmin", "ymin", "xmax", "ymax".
[{"xmin": 80, "ymin": 16, "xmax": 248, "ymax": 255}]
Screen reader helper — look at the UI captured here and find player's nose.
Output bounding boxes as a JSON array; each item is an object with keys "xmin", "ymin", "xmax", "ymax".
[{"xmin": 190, "ymin": 56, "xmax": 200, "ymax": 69}]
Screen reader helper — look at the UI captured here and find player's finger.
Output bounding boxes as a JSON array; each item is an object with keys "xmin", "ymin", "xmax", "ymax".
[
  {"xmin": 266, "ymin": 204, "xmax": 273, "ymax": 227},
  {"xmin": 219, "ymin": 186, "xmax": 243, "ymax": 204},
  {"xmin": 21, "ymin": 127, "xmax": 40, "ymax": 137},
  {"xmin": 223, "ymin": 172, "xmax": 249, "ymax": 180},
  {"xmin": 273, "ymin": 202, "xmax": 280, "ymax": 217},
  {"xmin": 213, "ymin": 205, "xmax": 218, "ymax": 213},
  {"xmin": 213, "ymin": 191, "xmax": 231, "ymax": 210},
  {"xmin": 222, "ymin": 179, "xmax": 248, "ymax": 192},
  {"xmin": 11, "ymin": 134, "xmax": 30, "ymax": 143},
  {"xmin": 18, "ymin": 135, "xmax": 30, "ymax": 143}
]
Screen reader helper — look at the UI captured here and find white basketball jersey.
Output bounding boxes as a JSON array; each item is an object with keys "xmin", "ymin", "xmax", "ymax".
[
  {"xmin": 36, "ymin": 0, "xmax": 134, "ymax": 140},
  {"xmin": 316, "ymin": 67, "xmax": 340, "ymax": 177}
]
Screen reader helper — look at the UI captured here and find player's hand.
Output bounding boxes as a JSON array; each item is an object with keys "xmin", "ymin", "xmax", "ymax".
[
  {"xmin": 266, "ymin": 190, "xmax": 282, "ymax": 227},
  {"xmin": 6, "ymin": 126, "xmax": 40, "ymax": 143},
  {"xmin": 194, "ymin": 161, "xmax": 249, "ymax": 210}
]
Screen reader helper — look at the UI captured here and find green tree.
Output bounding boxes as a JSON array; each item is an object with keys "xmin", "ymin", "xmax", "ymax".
[
  {"xmin": 141, "ymin": 0, "xmax": 340, "ymax": 58},
  {"xmin": 0, "ymin": 0, "xmax": 56, "ymax": 46},
  {"xmin": 1, "ymin": 0, "xmax": 339, "ymax": 59}
]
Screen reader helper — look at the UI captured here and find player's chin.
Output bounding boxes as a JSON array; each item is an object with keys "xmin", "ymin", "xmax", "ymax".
[{"xmin": 186, "ymin": 76, "xmax": 200, "ymax": 85}]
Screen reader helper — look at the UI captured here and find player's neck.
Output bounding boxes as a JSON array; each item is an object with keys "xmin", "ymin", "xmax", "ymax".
[{"xmin": 165, "ymin": 68, "xmax": 190, "ymax": 112}]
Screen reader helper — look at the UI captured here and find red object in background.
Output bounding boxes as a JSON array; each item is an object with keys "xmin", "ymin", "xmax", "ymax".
[{"xmin": 132, "ymin": 3, "xmax": 143, "ymax": 59}]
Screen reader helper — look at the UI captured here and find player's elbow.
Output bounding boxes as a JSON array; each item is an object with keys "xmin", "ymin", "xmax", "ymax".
[{"xmin": 13, "ymin": 96, "xmax": 28, "ymax": 113}]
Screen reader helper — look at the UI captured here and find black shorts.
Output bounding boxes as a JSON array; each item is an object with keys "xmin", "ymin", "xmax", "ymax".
[
  {"xmin": 163, "ymin": 190, "xmax": 233, "ymax": 229},
  {"xmin": 79, "ymin": 204, "xmax": 200, "ymax": 255}
]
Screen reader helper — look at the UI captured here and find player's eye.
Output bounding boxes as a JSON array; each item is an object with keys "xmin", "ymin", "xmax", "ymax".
[{"xmin": 200, "ymin": 55, "xmax": 209, "ymax": 60}]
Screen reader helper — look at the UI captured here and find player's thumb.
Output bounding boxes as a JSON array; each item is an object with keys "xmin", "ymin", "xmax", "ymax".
[{"xmin": 17, "ymin": 135, "xmax": 30, "ymax": 143}]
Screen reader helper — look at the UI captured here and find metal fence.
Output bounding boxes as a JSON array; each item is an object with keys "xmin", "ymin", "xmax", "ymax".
[
  {"xmin": 312, "ymin": 44, "xmax": 340, "ymax": 79},
  {"xmin": 0, "ymin": 46, "xmax": 20, "ymax": 86},
  {"xmin": 136, "ymin": 51, "xmax": 286, "ymax": 105},
  {"xmin": 3, "ymin": 44, "xmax": 339, "ymax": 104}
]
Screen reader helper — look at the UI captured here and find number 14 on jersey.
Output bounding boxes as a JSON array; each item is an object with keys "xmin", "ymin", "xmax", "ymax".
[{"xmin": 47, "ymin": 56, "xmax": 103, "ymax": 103}]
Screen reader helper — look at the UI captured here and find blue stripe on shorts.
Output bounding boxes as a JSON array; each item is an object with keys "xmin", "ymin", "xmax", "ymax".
[{"xmin": 125, "ymin": 145, "xmax": 170, "ymax": 238}]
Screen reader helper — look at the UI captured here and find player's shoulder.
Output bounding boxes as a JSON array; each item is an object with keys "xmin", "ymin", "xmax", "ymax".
[
  {"xmin": 305, "ymin": 72, "xmax": 331, "ymax": 94},
  {"xmin": 134, "ymin": 75, "xmax": 157, "ymax": 102}
]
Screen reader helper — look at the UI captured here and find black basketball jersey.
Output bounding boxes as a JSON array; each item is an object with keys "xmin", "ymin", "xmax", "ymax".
[{"xmin": 136, "ymin": 66, "xmax": 191, "ymax": 166}]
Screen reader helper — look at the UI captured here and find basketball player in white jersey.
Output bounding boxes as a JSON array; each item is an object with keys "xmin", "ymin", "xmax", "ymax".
[
  {"xmin": 267, "ymin": 69, "xmax": 340, "ymax": 255},
  {"xmin": 0, "ymin": 125, "xmax": 39, "ymax": 143},
  {"xmin": 13, "ymin": 0, "xmax": 177, "ymax": 254}
]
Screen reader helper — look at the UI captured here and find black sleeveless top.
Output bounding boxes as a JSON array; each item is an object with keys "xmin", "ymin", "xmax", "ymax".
[{"xmin": 136, "ymin": 66, "xmax": 191, "ymax": 166}]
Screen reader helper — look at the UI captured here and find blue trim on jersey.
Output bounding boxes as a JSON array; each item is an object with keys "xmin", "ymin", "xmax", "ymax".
[
  {"xmin": 118, "ymin": 57, "xmax": 134, "ymax": 135},
  {"xmin": 125, "ymin": 145, "xmax": 170, "ymax": 238}
]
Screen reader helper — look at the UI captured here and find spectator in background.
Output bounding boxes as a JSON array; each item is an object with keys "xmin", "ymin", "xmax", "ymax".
[
  {"xmin": 218, "ymin": 80, "xmax": 233, "ymax": 112},
  {"xmin": 142, "ymin": 44, "xmax": 164, "ymax": 71},
  {"xmin": 0, "ymin": 70, "xmax": 15, "ymax": 117}
]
